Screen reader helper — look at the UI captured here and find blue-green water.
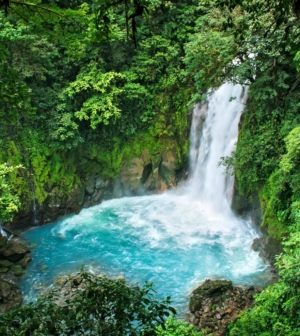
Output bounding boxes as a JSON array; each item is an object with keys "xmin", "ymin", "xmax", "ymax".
[{"xmin": 21, "ymin": 193, "xmax": 269, "ymax": 313}]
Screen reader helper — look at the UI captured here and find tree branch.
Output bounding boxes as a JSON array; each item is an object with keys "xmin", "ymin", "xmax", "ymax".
[{"xmin": 10, "ymin": 1, "xmax": 64, "ymax": 17}]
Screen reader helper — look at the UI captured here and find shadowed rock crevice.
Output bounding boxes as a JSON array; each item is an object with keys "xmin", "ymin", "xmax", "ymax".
[{"xmin": 141, "ymin": 162, "xmax": 152, "ymax": 184}]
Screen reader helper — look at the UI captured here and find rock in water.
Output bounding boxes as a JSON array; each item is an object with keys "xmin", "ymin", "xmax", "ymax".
[{"xmin": 188, "ymin": 279, "xmax": 259, "ymax": 336}]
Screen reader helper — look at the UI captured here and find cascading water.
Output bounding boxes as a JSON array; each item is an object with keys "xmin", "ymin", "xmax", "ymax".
[
  {"xmin": 187, "ymin": 83, "xmax": 246, "ymax": 212},
  {"xmin": 20, "ymin": 83, "xmax": 269, "ymax": 312}
]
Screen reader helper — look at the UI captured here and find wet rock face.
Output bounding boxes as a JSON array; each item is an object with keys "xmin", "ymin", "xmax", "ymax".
[
  {"xmin": 7, "ymin": 147, "xmax": 188, "ymax": 232},
  {"xmin": 0, "ymin": 235, "xmax": 31, "ymax": 313},
  {"xmin": 232, "ymin": 189, "xmax": 282, "ymax": 267},
  {"xmin": 251, "ymin": 236, "xmax": 282, "ymax": 269},
  {"xmin": 83, "ymin": 148, "xmax": 183, "ymax": 200},
  {"xmin": 188, "ymin": 279, "xmax": 260, "ymax": 336},
  {"xmin": 120, "ymin": 157, "xmax": 145, "ymax": 195}
]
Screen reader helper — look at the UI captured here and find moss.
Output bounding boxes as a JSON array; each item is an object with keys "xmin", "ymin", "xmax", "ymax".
[
  {"xmin": 259, "ymin": 172, "xmax": 289, "ymax": 240},
  {"xmin": 1, "ymin": 94, "xmax": 189, "ymax": 216},
  {"xmin": 80, "ymin": 130, "xmax": 187, "ymax": 181},
  {"xmin": 10, "ymin": 265, "xmax": 23, "ymax": 277}
]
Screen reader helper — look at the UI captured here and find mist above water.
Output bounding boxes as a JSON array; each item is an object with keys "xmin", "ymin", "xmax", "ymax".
[{"xmin": 21, "ymin": 83, "xmax": 268, "ymax": 312}]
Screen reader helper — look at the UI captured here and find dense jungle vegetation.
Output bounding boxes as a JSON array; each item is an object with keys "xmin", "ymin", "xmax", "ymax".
[{"xmin": 1, "ymin": 0, "xmax": 300, "ymax": 334}]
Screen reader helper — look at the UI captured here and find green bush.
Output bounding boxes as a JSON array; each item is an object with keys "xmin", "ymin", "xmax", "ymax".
[
  {"xmin": 0, "ymin": 269, "xmax": 176, "ymax": 335},
  {"xmin": 156, "ymin": 316, "xmax": 206, "ymax": 336}
]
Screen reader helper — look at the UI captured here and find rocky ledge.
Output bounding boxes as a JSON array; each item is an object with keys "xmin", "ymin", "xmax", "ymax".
[
  {"xmin": 0, "ymin": 234, "xmax": 31, "ymax": 312},
  {"xmin": 187, "ymin": 279, "xmax": 263, "ymax": 336}
]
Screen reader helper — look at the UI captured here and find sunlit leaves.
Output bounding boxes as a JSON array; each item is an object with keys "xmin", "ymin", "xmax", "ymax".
[
  {"xmin": 0, "ymin": 163, "xmax": 22, "ymax": 222},
  {"xmin": 64, "ymin": 65, "xmax": 124, "ymax": 128}
]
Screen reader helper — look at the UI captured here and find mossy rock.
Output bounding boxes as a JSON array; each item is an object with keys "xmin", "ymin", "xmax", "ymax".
[
  {"xmin": 10, "ymin": 265, "xmax": 23, "ymax": 277},
  {"xmin": 0, "ymin": 260, "xmax": 13, "ymax": 267},
  {"xmin": 192, "ymin": 279, "xmax": 233, "ymax": 297},
  {"xmin": 0, "ymin": 267, "xmax": 9, "ymax": 273}
]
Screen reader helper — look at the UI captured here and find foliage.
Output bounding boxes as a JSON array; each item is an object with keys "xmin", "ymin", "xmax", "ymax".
[
  {"xmin": 0, "ymin": 164, "xmax": 22, "ymax": 222},
  {"xmin": 156, "ymin": 316, "xmax": 206, "ymax": 335},
  {"xmin": 0, "ymin": 269, "xmax": 176, "ymax": 335},
  {"xmin": 183, "ymin": 4, "xmax": 238, "ymax": 98},
  {"xmin": 2, "ymin": 1, "xmax": 300, "ymax": 334},
  {"xmin": 0, "ymin": 0, "xmax": 198, "ymax": 212}
]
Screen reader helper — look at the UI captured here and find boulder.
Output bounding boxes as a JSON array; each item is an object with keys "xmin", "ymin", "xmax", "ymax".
[
  {"xmin": 192, "ymin": 279, "xmax": 233, "ymax": 297},
  {"xmin": 2, "ymin": 239, "xmax": 30, "ymax": 262}
]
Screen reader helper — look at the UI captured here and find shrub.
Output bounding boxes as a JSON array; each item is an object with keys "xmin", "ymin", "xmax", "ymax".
[{"xmin": 0, "ymin": 269, "xmax": 176, "ymax": 335}]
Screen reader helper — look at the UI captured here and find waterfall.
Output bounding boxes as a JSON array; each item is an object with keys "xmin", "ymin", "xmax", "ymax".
[
  {"xmin": 187, "ymin": 83, "xmax": 247, "ymax": 213},
  {"xmin": 22, "ymin": 82, "xmax": 268, "ymax": 312}
]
